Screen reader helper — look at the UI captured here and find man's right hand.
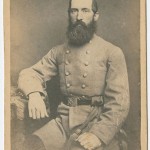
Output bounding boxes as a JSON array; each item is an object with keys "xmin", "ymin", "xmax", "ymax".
[{"xmin": 28, "ymin": 92, "xmax": 49, "ymax": 119}]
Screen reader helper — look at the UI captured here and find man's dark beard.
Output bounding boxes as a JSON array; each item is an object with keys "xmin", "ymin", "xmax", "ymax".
[{"xmin": 67, "ymin": 19, "xmax": 96, "ymax": 46}]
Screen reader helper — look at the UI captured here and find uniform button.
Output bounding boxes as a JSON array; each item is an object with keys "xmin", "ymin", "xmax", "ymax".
[
  {"xmin": 85, "ymin": 61, "xmax": 89, "ymax": 66},
  {"xmin": 67, "ymin": 83, "xmax": 71, "ymax": 88},
  {"xmin": 81, "ymin": 84, "xmax": 86, "ymax": 89},
  {"xmin": 65, "ymin": 60, "xmax": 69, "ymax": 65},
  {"xmin": 89, "ymin": 40, "xmax": 92, "ymax": 44},
  {"xmin": 82, "ymin": 95, "xmax": 86, "ymax": 98},
  {"xmin": 66, "ymin": 50, "xmax": 70, "ymax": 54},
  {"xmin": 83, "ymin": 73, "xmax": 87, "ymax": 78},
  {"xmin": 65, "ymin": 71, "xmax": 70, "ymax": 76}
]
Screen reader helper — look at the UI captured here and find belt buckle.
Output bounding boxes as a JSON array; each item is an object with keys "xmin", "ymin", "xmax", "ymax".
[
  {"xmin": 67, "ymin": 96, "xmax": 91, "ymax": 106},
  {"xmin": 77, "ymin": 97, "xmax": 91, "ymax": 105}
]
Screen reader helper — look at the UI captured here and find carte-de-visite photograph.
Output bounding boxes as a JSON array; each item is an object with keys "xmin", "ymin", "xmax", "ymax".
[{"xmin": 7, "ymin": 0, "xmax": 146, "ymax": 150}]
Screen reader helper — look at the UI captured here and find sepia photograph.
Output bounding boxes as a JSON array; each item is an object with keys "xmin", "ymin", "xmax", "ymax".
[{"xmin": 5, "ymin": 0, "xmax": 146, "ymax": 150}]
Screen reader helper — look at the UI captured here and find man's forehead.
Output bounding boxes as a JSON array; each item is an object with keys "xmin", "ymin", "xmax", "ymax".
[{"xmin": 71, "ymin": 0, "xmax": 93, "ymax": 9}]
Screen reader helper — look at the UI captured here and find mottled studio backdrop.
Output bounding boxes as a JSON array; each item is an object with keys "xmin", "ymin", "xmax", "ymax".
[{"xmin": 10, "ymin": 0, "xmax": 140, "ymax": 149}]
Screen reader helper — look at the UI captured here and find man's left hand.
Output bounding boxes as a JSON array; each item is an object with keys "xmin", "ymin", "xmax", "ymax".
[{"xmin": 76, "ymin": 132, "xmax": 102, "ymax": 150}]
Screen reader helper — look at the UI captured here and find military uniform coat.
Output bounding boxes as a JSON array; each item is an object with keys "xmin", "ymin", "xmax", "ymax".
[{"xmin": 18, "ymin": 34, "xmax": 130, "ymax": 150}]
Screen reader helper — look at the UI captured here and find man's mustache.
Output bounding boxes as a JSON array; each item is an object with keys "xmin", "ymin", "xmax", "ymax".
[{"xmin": 71, "ymin": 20, "xmax": 87, "ymax": 28}]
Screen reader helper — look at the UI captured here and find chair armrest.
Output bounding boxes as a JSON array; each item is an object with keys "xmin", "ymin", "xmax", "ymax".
[{"xmin": 11, "ymin": 86, "xmax": 28, "ymax": 120}]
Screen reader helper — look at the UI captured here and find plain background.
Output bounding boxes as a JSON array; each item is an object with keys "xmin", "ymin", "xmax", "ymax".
[{"xmin": 10, "ymin": 0, "xmax": 141, "ymax": 149}]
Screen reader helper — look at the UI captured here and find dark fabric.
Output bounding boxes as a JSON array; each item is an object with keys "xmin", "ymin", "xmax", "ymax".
[
  {"xmin": 23, "ymin": 135, "xmax": 46, "ymax": 150},
  {"xmin": 63, "ymin": 95, "xmax": 104, "ymax": 107}
]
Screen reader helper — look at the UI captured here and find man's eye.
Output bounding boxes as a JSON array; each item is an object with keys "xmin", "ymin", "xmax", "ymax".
[{"xmin": 71, "ymin": 9, "xmax": 77, "ymax": 13}]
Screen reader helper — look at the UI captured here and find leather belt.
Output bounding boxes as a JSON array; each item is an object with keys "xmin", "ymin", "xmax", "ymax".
[{"xmin": 63, "ymin": 95, "xmax": 104, "ymax": 107}]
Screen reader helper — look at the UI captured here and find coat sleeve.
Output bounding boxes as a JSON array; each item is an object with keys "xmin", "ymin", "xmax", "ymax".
[
  {"xmin": 18, "ymin": 48, "xmax": 58, "ymax": 97},
  {"xmin": 89, "ymin": 47, "xmax": 130, "ymax": 145}
]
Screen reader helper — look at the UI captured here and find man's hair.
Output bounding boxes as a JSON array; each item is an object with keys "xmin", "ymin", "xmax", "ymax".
[{"xmin": 68, "ymin": 0, "xmax": 98, "ymax": 14}]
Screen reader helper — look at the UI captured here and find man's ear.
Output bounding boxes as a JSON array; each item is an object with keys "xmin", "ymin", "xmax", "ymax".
[{"xmin": 94, "ymin": 12, "xmax": 99, "ymax": 21}]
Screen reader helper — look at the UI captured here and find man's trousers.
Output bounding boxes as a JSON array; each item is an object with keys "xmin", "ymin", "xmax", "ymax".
[{"xmin": 31, "ymin": 103, "xmax": 121, "ymax": 150}]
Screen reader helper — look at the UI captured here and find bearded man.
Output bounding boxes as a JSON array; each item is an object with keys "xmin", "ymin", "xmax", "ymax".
[{"xmin": 18, "ymin": 0, "xmax": 130, "ymax": 149}]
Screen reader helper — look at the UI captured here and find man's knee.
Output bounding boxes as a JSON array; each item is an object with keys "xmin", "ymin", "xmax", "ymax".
[
  {"xmin": 33, "ymin": 119, "xmax": 67, "ymax": 150},
  {"xmin": 23, "ymin": 135, "xmax": 46, "ymax": 150}
]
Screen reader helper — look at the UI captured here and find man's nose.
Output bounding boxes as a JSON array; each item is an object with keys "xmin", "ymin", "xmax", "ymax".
[{"xmin": 77, "ymin": 11, "xmax": 83, "ymax": 20}]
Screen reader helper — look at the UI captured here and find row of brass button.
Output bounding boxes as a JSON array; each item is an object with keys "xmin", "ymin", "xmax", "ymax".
[
  {"xmin": 65, "ymin": 48, "xmax": 90, "ymax": 90},
  {"xmin": 65, "ymin": 60, "xmax": 89, "ymax": 66},
  {"xmin": 65, "ymin": 71, "xmax": 87, "ymax": 78},
  {"xmin": 66, "ymin": 50, "xmax": 90, "ymax": 54},
  {"xmin": 66, "ymin": 83, "xmax": 86, "ymax": 89}
]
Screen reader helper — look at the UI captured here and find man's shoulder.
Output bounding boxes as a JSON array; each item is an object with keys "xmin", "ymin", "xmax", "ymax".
[
  {"xmin": 50, "ymin": 43, "xmax": 66, "ymax": 51},
  {"xmin": 95, "ymin": 35, "xmax": 123, "ymax": 56},
  {"xmin": 96, "ymin": 35, "xmax": 121, "ymax": 50},
  {"xmin": 46, "ymin": 43, "xmax": 67, "ymax": 57}
]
